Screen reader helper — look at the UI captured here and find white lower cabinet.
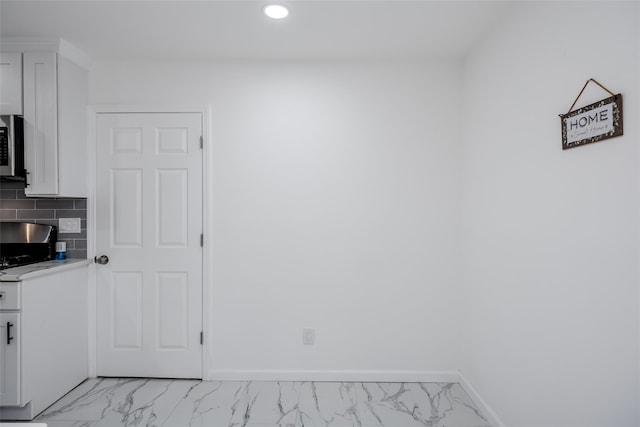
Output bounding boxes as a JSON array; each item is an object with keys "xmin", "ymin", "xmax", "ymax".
[
  {"xmin": 0, "ymin": 313, "xmax": 20, "ymax": 407},
  {"xmin": 0, "ymin": 265, "xmax": 88, "ymax": 420}
]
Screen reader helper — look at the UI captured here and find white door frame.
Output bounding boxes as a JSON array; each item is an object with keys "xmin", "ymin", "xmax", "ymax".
[{"xmin": 87, "ymin": 105, "xmax": 212, "ymax": 380}]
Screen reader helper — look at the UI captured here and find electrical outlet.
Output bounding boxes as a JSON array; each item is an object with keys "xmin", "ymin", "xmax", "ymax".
[
  {"xmin": 59, "ymin": 218, "xmax": 81, "ymax": 234},
  {"xmin": 303, "ymin": 328, "xmax": 315, "ymax": 345}
]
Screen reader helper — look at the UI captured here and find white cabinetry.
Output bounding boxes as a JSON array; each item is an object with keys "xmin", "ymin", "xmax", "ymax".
[
  {"xmin": 0, "ymin": 53, "xmax": 23, "ymax": 115},
  {"xmin": 0, "ymin": 313, "xmax": 20, "ymax": 406},
  {"xmin": 0, "ymin": 264, "xmax": 89, "ymax": 421},
  {"xmin": 23, "ymin": 51, "xmax": 88, "ymax": 197}
]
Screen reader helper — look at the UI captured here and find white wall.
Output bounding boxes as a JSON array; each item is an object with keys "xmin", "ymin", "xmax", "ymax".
[
  {"xmin": 89, "ymin": 3, "xmax": 640, "ymax": 423},
  {"xmin": 462, "ymin": 2, "xmax": 639, "ymax": 426},
  {"xmin": 90, "ymin": 60, "xmax": 465, "ymax": 378}
]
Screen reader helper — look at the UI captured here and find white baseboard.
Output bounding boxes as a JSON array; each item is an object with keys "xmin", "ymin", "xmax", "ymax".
[
  {"xmin": 207, "ymin": 369, "xmax": 459, "ymax": 383},
  {"xmin": 457, "ymin": 372, "xmax": 506, "ymax": 427}
]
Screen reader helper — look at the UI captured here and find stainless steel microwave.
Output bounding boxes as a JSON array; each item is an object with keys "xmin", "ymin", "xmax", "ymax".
[{"xmin": 0, "ymin": 115, "xmax": 24, "ymax": 180}]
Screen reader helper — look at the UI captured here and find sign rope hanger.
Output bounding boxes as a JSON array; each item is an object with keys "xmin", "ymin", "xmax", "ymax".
[
  {"xmin": 559, "ymin": 78, "xmax": 623, "ymax": 150},
  {"xmin": 564, "ymin": 78, "xmax": 617, "ymax": 115}
]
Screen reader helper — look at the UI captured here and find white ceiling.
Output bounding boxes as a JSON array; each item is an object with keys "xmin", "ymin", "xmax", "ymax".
[{"xmin": 0, "ymin": 0, "xmax": 513, "ymax": 62}]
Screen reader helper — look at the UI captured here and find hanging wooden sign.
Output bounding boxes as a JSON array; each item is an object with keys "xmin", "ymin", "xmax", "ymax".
[{"xmin": 559, "ymin": 79, "xmax": 623, "ymax": 150}]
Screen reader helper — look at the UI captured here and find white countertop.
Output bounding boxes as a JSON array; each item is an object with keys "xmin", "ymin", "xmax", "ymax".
[
  {"xmin": 0, "ymin": 259, "xmax": 92, "ymax": 281},
  {"xmin": 0, "ymin": 424, "xmax": 47, "ymax": 426}
]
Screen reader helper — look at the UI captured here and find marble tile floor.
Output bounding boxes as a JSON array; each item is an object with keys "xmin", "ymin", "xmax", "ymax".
[{"xmin": 29, "ymin": 378, "xmax": 490, "ymax": 427}]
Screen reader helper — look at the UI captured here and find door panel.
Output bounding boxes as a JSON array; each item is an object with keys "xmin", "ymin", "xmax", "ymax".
[
  {"xmin": 96, "ymin": 113, "xmax": 202, "ymax": 378},
  {"xmin": 157, "ymin": 272, "xmax": 189, "ymax": 349},
  {"xmin": 111, "ymin": 169, "xmax": 142, "ymax": 247},
  {"xmin": 111, "ymin": 272, "xmax": 143, "ymax": 349},
  {"xmin": 156, "ymin": 169, "xmax": 188, "ymax": 247}
]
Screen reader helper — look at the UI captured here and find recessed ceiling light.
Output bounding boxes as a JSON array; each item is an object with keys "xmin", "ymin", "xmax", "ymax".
[{"xmin": 264, "ymin": 4, "xmax": 289, "ymax": 19}]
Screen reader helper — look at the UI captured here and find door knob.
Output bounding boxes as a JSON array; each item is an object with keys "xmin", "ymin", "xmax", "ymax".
[{"xmin": 94, "ymin": 255, "xmax": 109, "ymax": 265}]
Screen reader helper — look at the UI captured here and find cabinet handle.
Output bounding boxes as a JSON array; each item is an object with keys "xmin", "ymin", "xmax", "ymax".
[
  {"xmin": 25, "ymin": 170, "xmax": 30, "ymax": 187},
  {"xmin": 6, "ymin": 322, "xmax": 14, "ymax": 345}
]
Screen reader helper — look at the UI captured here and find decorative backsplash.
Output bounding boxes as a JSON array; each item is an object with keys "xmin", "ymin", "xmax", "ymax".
[{"xmin": 0, "ymin": 181, "xmax": 88, "ymax": 259}]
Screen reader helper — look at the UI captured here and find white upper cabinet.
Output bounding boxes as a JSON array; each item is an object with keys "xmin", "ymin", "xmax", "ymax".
[
  {"xmin": 0, "ymin": 53, "xmax": 23, "ymax": 115},
  {"xmin": 22, "ymin": 50, "xmax": 88, "ymax": 197},
  {"xmin": 23, "ymin": 52, "xmax": 58, "ymax": 196}
]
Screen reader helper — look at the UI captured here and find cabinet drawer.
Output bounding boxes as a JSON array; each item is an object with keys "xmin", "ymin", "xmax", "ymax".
[{"xmin": 0, "ymin": 282, "xmax": 20, "ymax": 310}]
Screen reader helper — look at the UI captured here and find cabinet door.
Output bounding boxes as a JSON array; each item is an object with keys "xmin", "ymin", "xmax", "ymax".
[
  {"xmin": 0, "ymin": 53, "xmax": 23, "ymax": 115},
  {"xmin": 23, "ymin": 52, "xmax": 59, "ymax": 196},
  {"xmin": 0, "ymin": 313, "xmax": 21, "ymax": 407}
]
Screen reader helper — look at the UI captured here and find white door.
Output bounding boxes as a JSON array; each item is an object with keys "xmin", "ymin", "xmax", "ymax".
[{"xmin": 96, "ymin": 113, "xmax": 203, "ymax": 378}]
